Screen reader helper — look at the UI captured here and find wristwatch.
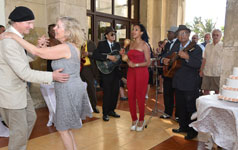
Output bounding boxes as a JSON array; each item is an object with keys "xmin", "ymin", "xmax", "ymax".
[{"xmin": 135, "ymin": 64, "xmax": 139, "ymax": 67}]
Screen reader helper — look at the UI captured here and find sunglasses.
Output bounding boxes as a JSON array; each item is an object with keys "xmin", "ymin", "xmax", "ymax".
[
  {"xmin": 178, "ymin": 31, "xmax": 189, "ymax": 36},
  {"xmin": 110, "ymin": 33, "xmax": 116, "ymax": 36}
]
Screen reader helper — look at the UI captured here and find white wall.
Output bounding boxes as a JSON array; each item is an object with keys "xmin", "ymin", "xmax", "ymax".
[{"xmin": 0, "ymin": 0, "xmax": 5, "ymax": 26}]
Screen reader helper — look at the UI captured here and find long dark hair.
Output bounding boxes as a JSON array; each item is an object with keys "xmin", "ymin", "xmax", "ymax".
[{"xmin": 137, "ymin": 24, "xmax": 149, "ymax": 43}]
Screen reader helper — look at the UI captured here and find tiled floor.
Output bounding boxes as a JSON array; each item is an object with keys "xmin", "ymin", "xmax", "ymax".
[{"xmin": 0, "ymin": 86, "xmax": 202, "ymax": 150}]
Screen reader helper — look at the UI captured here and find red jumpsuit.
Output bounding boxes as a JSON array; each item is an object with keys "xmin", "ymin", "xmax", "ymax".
[{"xmin": 127, "ymin": 50, "xmax": 149, "ymax": 121}]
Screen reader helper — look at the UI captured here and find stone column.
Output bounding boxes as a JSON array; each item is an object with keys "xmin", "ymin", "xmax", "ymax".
[
  {"xmin": 140, "ymin": 0, "xmax": 185, "ymax": 49},
  {"xmin": 220, "ymin": 0, "xmax": 238, "ymax": 88},
  {"xmin": 46, "ymin": 0, "xmax": 87, "ymax": 31}
]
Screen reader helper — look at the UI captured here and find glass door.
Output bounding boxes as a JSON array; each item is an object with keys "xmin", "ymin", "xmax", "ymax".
[
  {"xmin": 115, "ymin": 20, "xmax": 129, "ymax": 46},
  {"xmin": 95, "ymin": 17, "xmax": 113, "ymax": 44}
]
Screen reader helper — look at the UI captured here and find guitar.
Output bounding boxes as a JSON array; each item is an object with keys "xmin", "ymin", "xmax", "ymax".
[
  {"xmin": 96, "ymin": 50, "xmax": 122, "ymax": 74},
  {"xmin": 163, "ymin": 41, "xmax": 196, "ymax": 78},
  {"xmin": 80, "ymin": 43, "xmax": 94, "ymax": 71}
]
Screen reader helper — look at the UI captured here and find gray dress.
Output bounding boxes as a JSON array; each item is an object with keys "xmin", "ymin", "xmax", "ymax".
[{"xmin": 52, "ymin": 43, "xmax": 93, "ymax": 131}]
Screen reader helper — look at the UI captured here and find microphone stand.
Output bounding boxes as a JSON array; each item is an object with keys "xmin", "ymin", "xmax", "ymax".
[{"xmin": 145, "ymin": 58, "xmax": 176, "ymax": 128}]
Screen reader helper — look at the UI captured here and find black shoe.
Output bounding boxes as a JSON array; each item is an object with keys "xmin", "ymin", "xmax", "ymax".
[
  {"xmin": 175, "ymin": 117, "xmax": 179, "ymax": 122},
  {"xmin": 93, "ymin": 107, "xmax": 100, "ymax": 113},
  {"xmin": 103, "ymin": 115, "xmax": 109, "ymax": 121},
  {"xmin": 108, "ymin": 112, "xmax": 120, "ymax": 118},
  {"xmin": 120, "ymin": 97, "xmax": 128, "ymax": 101},
  {"xmin": 184, "ymin": 131, "xmax": 198, "ymax": 140},
  {"xmin": 172, "ymin": 128, "xmax": 188, "ymax": 133},
  {"xmin": 160, "ymin": 114, "xmax": 170, "ymax": 119}
]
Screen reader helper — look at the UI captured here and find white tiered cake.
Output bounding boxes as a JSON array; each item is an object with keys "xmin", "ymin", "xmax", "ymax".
[{"xmin": 218, "ymin": 67, "xmax": 238, "ymax": 102}]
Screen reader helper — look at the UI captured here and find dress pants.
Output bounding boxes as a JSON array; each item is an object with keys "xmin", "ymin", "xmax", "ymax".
[
  {"xmin": 101, "ymin": 69, "xmax": 120, "ymax": 115},
  {"xmin": 80, "ymin": 65, "xmax": 97, "ymax": 109},
  {"xmin": 163, "ymin": 77, "xmax": 177, "ymax": 116},
  {"xmin": 0, "ymin": 92, "xmax": 37, "ymax": 150},
  {"xmin": 175, "ymin": 89, "xmax": 198, "ymax": 132},
  {"xmin": 127, "ymin": 67, "xmax": 148, "ymax": 121}
]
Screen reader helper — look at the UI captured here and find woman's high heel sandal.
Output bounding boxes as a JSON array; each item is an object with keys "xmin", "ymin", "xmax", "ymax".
[
  {"xmin": 136, "ymin": 120, "xmax": 146, "ymax": 132},
  {"xmin": 130, "ymin": 120, "xmax": 138, "ymax": 131}
]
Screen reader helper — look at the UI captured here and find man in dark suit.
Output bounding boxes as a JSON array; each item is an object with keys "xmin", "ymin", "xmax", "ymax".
[
  {"xmin": 159, "ymin": 26, "xmax": 180, "ymax": 120},
  {"xmin": 81, "ymin": 40, "xmax": 100, "ymax": 113},
  {"xmin": 93, "ymin": 27, "xmax": 121, "ymax": 121},
  {"xmin": 169, "ymin": 25, "xmax": 202, "ymax": 140}
]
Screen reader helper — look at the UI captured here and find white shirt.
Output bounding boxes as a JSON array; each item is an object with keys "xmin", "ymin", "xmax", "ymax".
[
  {"xmin": 169, "ymin": 38, "xmax": 177, "ymax": 50},
  {"xmin": 179, "ymin": 40, "xmax": 191, "ymax": 51},
  {"xmin": 9, "ymin": 26, "xmax": 24, "ymax": 38},
  {"xmin": 9, "ymin": 26, "xmax": 35, "ymax": 61},
  {"xmin": 107, "ymin": 40, "xmax": 113, "ymax": 52},
  {"xmin": 203, "ymin": 42, "xmax": 223, "ymax": 76}
]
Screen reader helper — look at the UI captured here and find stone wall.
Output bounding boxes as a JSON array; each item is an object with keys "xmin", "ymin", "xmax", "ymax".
[{"xmin": 220, "ymin": 0, "xmax": 238, "ymax": 89}]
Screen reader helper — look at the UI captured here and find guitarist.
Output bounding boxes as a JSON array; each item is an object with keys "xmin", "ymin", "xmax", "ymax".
[
  {"xmin": 93, "ymin": 27, "xmax": 121, "ymax": 121},
  {"xmin": 159, "ymin": 26, "xmax": 180, "ymax": 120},
  {"xmin": 170, "ymin": 25, "xmax": 202, "ymax": 140}
]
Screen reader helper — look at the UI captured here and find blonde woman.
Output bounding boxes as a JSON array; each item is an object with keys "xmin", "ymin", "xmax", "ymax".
[{"xmin": 0, "ymin": 17, "xmax": 93, "ymax": 150}]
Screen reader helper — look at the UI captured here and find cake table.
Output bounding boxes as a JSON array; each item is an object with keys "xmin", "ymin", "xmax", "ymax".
[{"xmin": 190, "ymin": 95, "xmax": 238, "ymax": 150}]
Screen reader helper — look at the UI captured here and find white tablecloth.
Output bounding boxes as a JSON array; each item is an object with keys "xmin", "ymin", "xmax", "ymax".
[
  {"xmin": 40, "ymin": 83, "xmax": 56, "ymax": 127},
  {"xmin": 190, "ymin": 95, "xmax": 238, "ymax": 150}
]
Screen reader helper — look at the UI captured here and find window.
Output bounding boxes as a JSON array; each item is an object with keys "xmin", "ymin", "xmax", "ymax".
[
  {"xmin": 97, "ymin": 21, "xmax": 111, "ymax": 40},
  {"xmin": 116, "ymin": 23, "xmax": 127, "ymax": 42},
  {"xmin": 87, "ymin": 16, "xmax": 92, "ymax": 40},
  {"xmin": 131, "ymin": 0, "xmax": 139, "ymax": 19},
  {"xmin": 87, "ymin": 0, "xmax": 139, "ymax": 43},
  {"xmin": 96, "ymin": 0, "xmax": 112, "ymax": 14},
  {"xmin": 114, "ymin": 0, "xmax": 128, "ymax": 17}
]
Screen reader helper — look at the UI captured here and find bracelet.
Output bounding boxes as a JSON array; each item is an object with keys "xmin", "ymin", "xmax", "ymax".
[{"xmin": 135, "ymin": 64, "xmax": 139, "ymax": 67}]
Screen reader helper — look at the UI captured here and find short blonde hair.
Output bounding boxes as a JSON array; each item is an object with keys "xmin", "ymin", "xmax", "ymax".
[{"xmin": 58, "ymin": 16, "xmax": 85, "ymax": 47}]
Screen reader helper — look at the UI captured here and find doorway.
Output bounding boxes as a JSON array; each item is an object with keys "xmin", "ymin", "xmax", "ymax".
[{"xmin": 94, "ymin": 17, "xmax": 130, "ymax": 45}]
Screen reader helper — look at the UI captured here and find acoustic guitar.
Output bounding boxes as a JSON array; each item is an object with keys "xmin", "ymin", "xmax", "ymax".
[
  {"xmin": 163, "ymin": 41, "xmax": 196, "ymax": 78},
  {"xmin": 96, "ymin": 50, "xmax": 122, "ymax": 74}
]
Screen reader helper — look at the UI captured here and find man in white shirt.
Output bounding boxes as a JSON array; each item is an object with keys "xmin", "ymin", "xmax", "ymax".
[{"xmin": 200, "ymin": 29, "xmax": 223, "ymax": 95}]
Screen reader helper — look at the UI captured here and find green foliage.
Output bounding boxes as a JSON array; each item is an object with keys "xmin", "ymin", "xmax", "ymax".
[{"xmin": 186, "ymin": 17, "xmax": 218, "ymax": 42}]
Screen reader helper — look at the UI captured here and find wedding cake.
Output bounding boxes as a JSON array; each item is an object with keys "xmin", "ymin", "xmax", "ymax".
[{"xmin": 218, "ymin": 67, "xmax": 238, "ymax": 102}]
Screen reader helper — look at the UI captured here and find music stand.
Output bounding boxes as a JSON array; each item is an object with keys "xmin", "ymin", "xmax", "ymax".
[{"xmin": 145, "ymin": 58, "xmax": 176, "ymax": 128}]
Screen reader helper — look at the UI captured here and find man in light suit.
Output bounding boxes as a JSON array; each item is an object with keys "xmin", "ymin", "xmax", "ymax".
[{"xmin": 0, "ymin": 6, "xmax": 69, "ymax": 150}]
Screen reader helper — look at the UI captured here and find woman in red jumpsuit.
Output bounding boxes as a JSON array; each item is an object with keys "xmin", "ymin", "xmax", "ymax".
[{"xmin": 127, "ymin": 24, "xmax": 151, "ymax": 131}]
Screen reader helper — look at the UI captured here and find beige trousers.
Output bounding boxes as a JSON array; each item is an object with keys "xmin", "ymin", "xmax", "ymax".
[{"xmin": 0, "ymin": 92, "xmax": 37, "ymax": 150}]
